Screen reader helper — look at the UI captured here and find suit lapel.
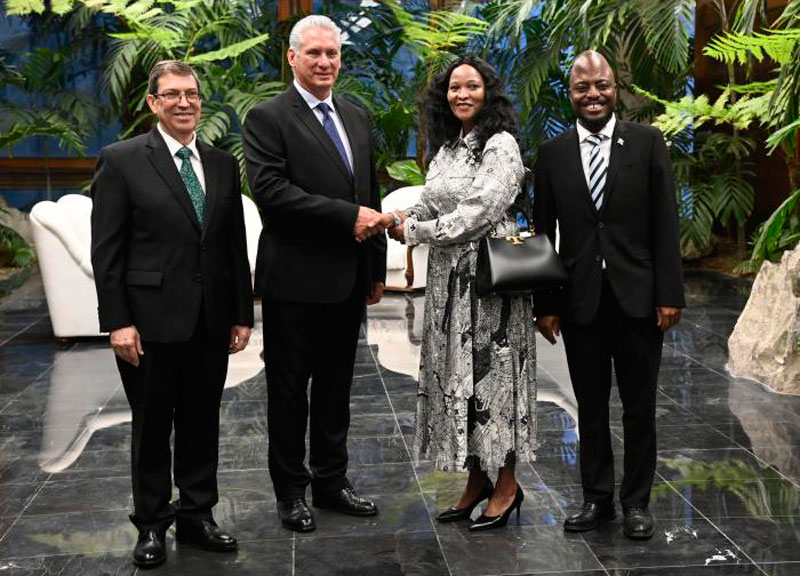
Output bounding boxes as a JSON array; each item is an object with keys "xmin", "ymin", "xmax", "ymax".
[
  {"xmin": 146, "ymin": 128, "xmax": 201, "ymax": 234},
  {"xmin": 603, "ymin": 121, "xmax": 629, "ymax": 213},
  {"xmin": 290, "ymin": 87, "xmax": 353, "ymax": 183},
  {"xmin": 197, "ymin": 140, "xmax": 218, "ymax": 238}
]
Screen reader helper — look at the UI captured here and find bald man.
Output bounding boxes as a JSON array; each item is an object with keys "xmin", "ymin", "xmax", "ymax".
[{"xmin": 533, "ymin": 51, "xmax": 684, "ymax": 540}]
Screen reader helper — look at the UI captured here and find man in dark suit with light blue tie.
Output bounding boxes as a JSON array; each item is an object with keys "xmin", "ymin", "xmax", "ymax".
[
  {"xmin": 242, "ymin": 15, "xmax": 387, "ymax": 533},
  {"xmin": 533, "ymin": 51, "xmax": 685, "ymax": 540}
]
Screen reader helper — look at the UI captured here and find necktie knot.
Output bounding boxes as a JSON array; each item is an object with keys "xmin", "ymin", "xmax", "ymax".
[
  {"xmin": 317, "ymin": 102, "xmax": 331, "ymax": 117},
  {"xmin": 176, "ymin": 146, "xmax": 192, "ymax": 161},
  {"xmin": 586, "ymin": 133, "xmax": 604, "ymax": 147}
]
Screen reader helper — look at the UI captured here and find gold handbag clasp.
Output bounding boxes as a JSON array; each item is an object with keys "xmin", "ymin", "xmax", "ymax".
[{"xmin": 504, "ymin": 236, "xmax": 525, "ymax": 246}]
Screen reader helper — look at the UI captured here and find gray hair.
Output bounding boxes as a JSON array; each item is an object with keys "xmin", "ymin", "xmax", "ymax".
[
  {"xmin": 147, "ymin": 60, "xmax": 201, "ymax": 95},
  {"xmin": 288, "ymin": 15, "xmax": 342, "ymax": 52}
]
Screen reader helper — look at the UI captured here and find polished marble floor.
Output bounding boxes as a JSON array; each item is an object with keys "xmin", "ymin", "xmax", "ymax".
[{"xmin": 0, "ymin": 270, "xmax": 798, "ymax": 575}]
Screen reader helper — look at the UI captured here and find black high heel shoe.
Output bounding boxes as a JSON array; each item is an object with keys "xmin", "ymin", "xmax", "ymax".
[
  {"xmin": 468, "ymin": 483, "xmax": 524, "ymax": 531},
  {"xmin": 436, "ymin": 479, "xmax": 494, "ymax": 523}
]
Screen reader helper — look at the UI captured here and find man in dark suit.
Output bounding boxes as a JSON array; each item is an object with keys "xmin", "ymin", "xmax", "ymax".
[
  {"xmin": 242, "ymin": 15, "xmax": 386, "ymax": 533},
  {"xmin": 91, "ymin": 61, "xmax": 253, "ymax": 568},
  {"xmin": 533, "ymin": 51, "xmax": 685, "ymax": 540}
]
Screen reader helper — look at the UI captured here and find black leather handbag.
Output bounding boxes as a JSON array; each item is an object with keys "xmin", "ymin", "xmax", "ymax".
[{"xmin": 475, "ymin": 232, "xmax": 569, "ymax": 297}]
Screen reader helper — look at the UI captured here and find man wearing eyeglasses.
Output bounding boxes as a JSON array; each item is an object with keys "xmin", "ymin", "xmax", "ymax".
[{"xmin": 91, "ymin": 60, "xmax": 253, "ymax": 569}]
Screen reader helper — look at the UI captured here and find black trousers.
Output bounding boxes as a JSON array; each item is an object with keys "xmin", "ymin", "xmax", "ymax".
[
  {"xmin": 117, "ymin": 315, "xmax": 229, "ymax": 531},
  {"xmin": 262, "ymin": 288, "xmax": 364, "ymax": 502},
  {"xmin": 561, "ymin": 278, "xmax": 663, "ymax": 509}
]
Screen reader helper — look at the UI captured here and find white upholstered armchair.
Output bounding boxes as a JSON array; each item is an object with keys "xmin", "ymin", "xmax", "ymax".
[{"xmin": 30, "ymin": 194, "xmax": 262, "ymax": 338}]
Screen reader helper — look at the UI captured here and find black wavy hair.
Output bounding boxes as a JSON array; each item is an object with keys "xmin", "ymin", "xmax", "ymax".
[{"xmin": 421, "ymin": 54, "xmax": 518, "ymax": 162}]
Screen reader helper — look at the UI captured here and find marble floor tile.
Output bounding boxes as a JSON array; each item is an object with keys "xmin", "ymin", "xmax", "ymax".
[
  {"xmin": 0, "ymin": 510, "xmax": 137, "ymax": 558},
  {"xmin": 666, "ymin": 478, "xmax": 800, "ymax": 520},
  {"xmin": 346, "ymin": 462, "xmax": 419, "ymax": 494},
  {"xmin": 0, "ymin": 551, "xmax": 135, "ymax": 576},
  {"xmin": 24, "ymin": 477, "xmax": 132, "ymax": 516},
  {"xmin": 580, "ymin": 516, "xmax": 749, "ymax": 570},
  {"xmin": 604, "ymin": 565, "xmax": 764, "ymax": 575},
  {"xmin": 437, "ymin": 524, "xmax": 604, "ymax": 575},
  {"xmin": 656, "ymin": 448, "xmax": 783, "ymax": 484},
  {"xmin": 759, "ymin": 562, "xmax": 800, "ymax": 576},
  {"xmin": 347, "ymin": 435, "xmax": 411, "ymax": 465},
  {"xmin": 145, "ymin": 539, "xmax": 294, "ymax": 576},
  {"xmin": 310, "ymin": 491, "xmax": 433, "ymax": 537},
  {"xmin": 349, "ymin": 393, "xmax": 394, "ymax": 414},
  {"xmin": 295, "ymin": 531, "xmax": 448, "ymax": 576},
  {"xmin": 45, "ymin": 448, "xmax": 129, "ymax": 481},
  {"xmin": 713, "ymin": 516, "xmax": 800, "ymax": 564}
]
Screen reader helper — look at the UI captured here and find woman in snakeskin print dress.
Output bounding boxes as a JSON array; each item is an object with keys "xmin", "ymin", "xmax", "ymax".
[{"xmin": 382, "ymin": 56, "xmax": 538, "ymax": 531}]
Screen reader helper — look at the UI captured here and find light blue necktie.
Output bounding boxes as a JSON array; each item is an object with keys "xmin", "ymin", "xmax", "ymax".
[
  {"xmin": 586, "ymin": 133, "xmax": 607, "ymax": 211},
  {"xmin": 316, "ymin": 102, "xmax": 352, "ymax": 176}
]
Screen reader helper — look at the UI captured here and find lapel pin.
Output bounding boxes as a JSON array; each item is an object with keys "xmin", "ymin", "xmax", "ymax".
[{"xmin": 617, "ymin": 138, "xmax": 625, "ymax": 146}]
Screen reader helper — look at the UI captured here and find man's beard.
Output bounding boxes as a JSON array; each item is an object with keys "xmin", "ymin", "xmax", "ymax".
[{"xmin": 579, "ymin": 112, "xmax": 612, "ymax": 133}]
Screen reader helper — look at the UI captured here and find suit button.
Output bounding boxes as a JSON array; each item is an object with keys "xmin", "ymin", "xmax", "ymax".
[
  {"xmin": 598, "ymin": 222, "xmax": 604, "ymax": 229},
  {"xmin": 193, "ymin": 273, "xmax": 203, "ymax": 283},
  {"xmin": 201, "ymin": 245, "xmax": 206, "ymax": 252},
  {"xmin": 595, "ymin": 255, "xmax": 602, "ymax": 262}
]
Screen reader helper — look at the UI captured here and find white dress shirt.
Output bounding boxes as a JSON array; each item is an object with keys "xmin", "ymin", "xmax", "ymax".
[
  {"xmin": 293, "ymin": 79, "xmax": 354, "ymax": 171},
  {"xmin": 576, "ymin": 114, "xmax": 616, "ymax": 269},
  {"xmin": 576, "ymin": 113, "xmax": 616, "ymax": 192},
  {"xmin": 157, "ymin": 123, "xmax": 206, "ymax": 194}
]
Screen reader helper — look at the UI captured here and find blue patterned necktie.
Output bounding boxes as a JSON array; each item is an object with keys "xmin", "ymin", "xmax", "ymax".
[
  {"xmin": 586, "ymin": 133, "xmax": 607, "ymax": 211},
  {"xmin": 316, "ymin": 102, "xmax": 352, "ymax": 176},
  {"xmin": 175, "ymin": 146, "xmax": 205, "ymax": 226}
]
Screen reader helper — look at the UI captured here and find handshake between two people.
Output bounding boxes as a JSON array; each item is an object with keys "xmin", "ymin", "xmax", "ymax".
[{"xmin": 353, "ymin": 206, "xmax": 408, "ymax": 243}]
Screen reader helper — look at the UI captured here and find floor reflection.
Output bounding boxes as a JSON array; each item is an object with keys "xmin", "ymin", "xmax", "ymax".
[
  {"xmin": 38, "ymin": 319, "xmax": 265, "ymax": 474},
  {"xmin": 0, "ymin": 270, "xmax": 798, "ymax": 574}
]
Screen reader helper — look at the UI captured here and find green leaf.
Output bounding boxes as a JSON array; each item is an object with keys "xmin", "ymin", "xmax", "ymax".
[
  {"xmin": 185, "ymin": 33, "xmax": 270, "ymax": 64},
  {"xmin": 749, "ymin": 188, "xmax": 800, "ymax": 265},
  {"xmin": 387, "ymin": 159, "xmax": 425, "ymax": 186},
  {"xmin": 6, "ymin": 0, "xmax": 46, "ymax": 16}
]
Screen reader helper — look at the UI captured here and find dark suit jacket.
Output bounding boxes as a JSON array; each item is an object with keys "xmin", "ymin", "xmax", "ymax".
[
  {"xmin": 91, "ymin": 127, "xmax": 254, "ymax": 342},
  {"xmin": 533, "ymin": 120, "xmax": 685, "ymax": 324},
  {"xmin": 242, "ymin": 86, "xmax": 386, "ymax": 303}
]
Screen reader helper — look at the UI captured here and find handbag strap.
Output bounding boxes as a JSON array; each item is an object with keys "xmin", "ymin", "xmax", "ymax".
[{"xmin": 509, "ymin": 167, "xmax": 534, "ymax": 233}]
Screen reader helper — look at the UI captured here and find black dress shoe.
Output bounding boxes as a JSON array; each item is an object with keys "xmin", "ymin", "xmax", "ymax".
[
  {"xmin": 278, "ymin": 497, "xmax": 316, "ymax": 532},
  {"xmin": 313, "ymin": 485, "xmax": 378, "ymax": 516},
  {"xmin": 436, "ymin": 479, "xmax": 494, "ymax": 523},
  {"xmin": 133, "ymin": 528, "xmax": 166, "ymax": 569},
  {"xmin": 623, "ymin": 506, "xmax": 654, "ymax": 540},
  {"xmin": 469, "ymin": 483, "xmax": 524, "ymax": 531},
  {"xmin": 176, "ymin": 516, "xmax": 238, "ymax": 552},
  {"xmin": 563, "ymin": 501, "xmax": 616, "ymax": 532}
]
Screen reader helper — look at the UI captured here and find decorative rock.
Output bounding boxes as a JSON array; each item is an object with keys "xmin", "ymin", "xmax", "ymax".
[{"xmin": 728, "ymin": 244, "xmax": 800, "ymax": 394}]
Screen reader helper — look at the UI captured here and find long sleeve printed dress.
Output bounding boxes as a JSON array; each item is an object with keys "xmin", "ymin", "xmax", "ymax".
[{"xmin": 403, "ymin": 130, "xmax": 538, "ymax": 472}]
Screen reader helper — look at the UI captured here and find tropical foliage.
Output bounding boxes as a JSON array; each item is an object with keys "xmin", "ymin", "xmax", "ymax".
[
  {"xmin": 4, "ymin": 0, "xmax": 798, "ymax": 274},
  {"xmin": 640, "ymin": 0, "xmax": 800, "ymax": 270}
]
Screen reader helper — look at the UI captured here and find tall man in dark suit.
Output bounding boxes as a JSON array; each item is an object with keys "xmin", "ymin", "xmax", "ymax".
[
  {"xmin": 242, "ymin": 15, "xmax": 386, "ymax": 533},
  {"xmin": 91, "ymin": 61, "xmax": 253, "ymax": 568},
  {"xmin": 533, "ymin": 51, "xmax": 685, "ymax": 540}
]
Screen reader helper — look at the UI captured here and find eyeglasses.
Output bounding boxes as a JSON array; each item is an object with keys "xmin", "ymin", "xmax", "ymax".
[{"xmin": 152, "ymin": 90, "xmax": 201, "ymax": 103}]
